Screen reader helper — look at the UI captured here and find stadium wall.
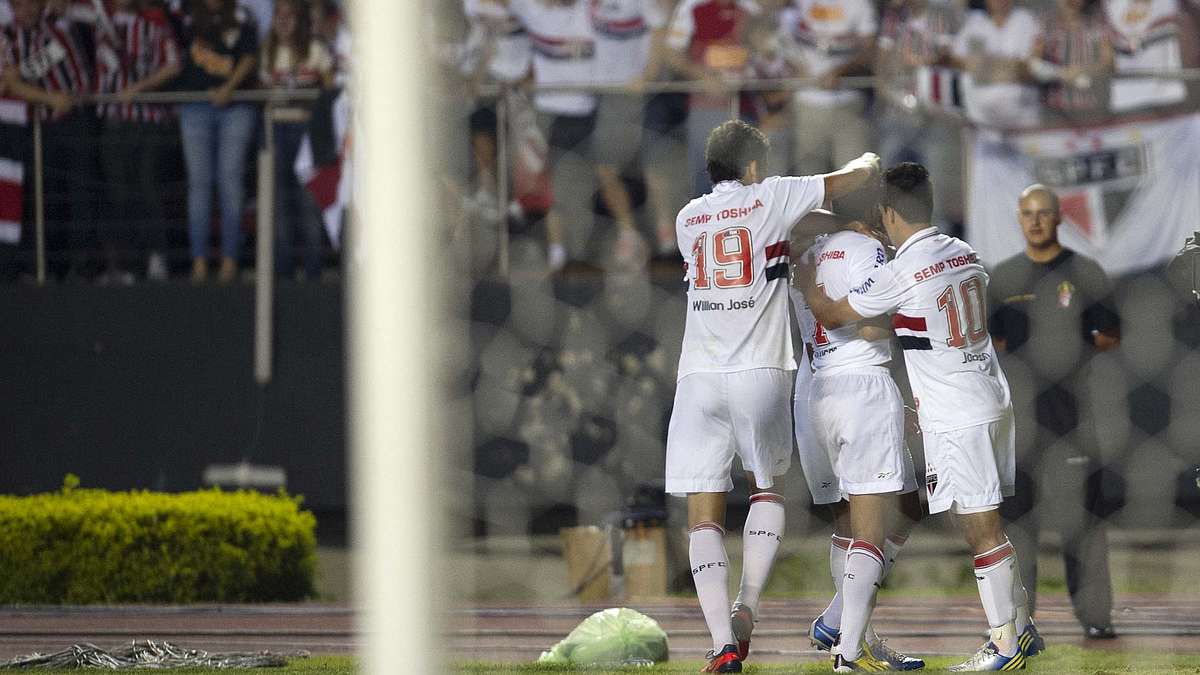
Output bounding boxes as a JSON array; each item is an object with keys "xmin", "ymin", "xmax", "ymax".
[{"xmin": 0, "ymin": 283, "xmax": 346, "ymax": 517}]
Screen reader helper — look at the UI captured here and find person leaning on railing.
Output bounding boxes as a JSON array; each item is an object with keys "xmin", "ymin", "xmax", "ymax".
[
  {"xmin": 177, "ymin": 0, "xmax": 258, "ymax": 284},
  {"xmin": 260, "ymin": 0, "xmax": 332, "ymax": 281},
  {"xmin": 1028, "ymin": 0, "xmax": 1115, "ymax": 125},
  {"xmin": 95, "ymin": 0, "xmax": 183, "ymax": 283},
  {"xmin": 2, "ymin": 0, "xmax": 96, "ymax": 280}
]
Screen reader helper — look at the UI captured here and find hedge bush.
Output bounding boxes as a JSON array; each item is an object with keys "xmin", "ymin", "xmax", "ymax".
[{"xmin": 0, "ymin": 478, "xmax": 317, "ymax": 603}]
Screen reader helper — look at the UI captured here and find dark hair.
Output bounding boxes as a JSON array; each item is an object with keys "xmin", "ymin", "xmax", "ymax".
[
  {"xmin": 705, "ymin": 120, "xmax": 769, "ymax": 184},
  {"xmin": 265, "ymin": 0, "xmax": 313, "ymax": 74},
  {"xmin": 191, "ymin": 0, "xmax": 238, "ymax": 34},
  {"xmin": 835, "ymin": 182, "xmax": 883, "ymax": 230},
  {"xmin": 881, "ymin": 162, "xmax": 933, "ymax": 225}
]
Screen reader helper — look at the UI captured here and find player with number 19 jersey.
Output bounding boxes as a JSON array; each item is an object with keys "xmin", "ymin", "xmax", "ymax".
[
  {"xmin": 847, "ymin": 227, "xmax": 1014, "ymax": 513},
  {"xmin": 676, "ymin": 176, "xmax": 825, "ymax": 378},
  {"xmin": 666, "ymin": 175, "xmax": 825, "ymax": 496}
]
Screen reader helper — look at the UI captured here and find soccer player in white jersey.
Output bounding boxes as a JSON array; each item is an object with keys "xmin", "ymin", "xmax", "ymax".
[
  {"xmin": 666, "ymin": 119, "xmax": 879, "ymax": 673},
  {"xmin": 789, "ymin": 204, "xmax": 925, "ymax": 672},
  {"xmin": 799, "ymin": 163, "xmax": 1036, "ymax": 672}
]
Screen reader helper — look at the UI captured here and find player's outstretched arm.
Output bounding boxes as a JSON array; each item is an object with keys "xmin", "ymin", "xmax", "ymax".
[
  {"xmin": 821, "ymin": 152, "xmax": 880, "ymax": 200},
  {"xmin": 794, "ymin": 253, "xmax": 867, "ymax": 330}
]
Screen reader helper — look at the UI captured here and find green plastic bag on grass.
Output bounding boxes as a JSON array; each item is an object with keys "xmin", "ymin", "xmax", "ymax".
[{"xmin": 537, "ymin": 607, "xmax": 669, "ymax": 667}]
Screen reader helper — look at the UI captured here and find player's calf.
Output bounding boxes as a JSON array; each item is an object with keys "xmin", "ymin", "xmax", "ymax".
[{"xmin": 731, "ymin": 488, "xmax": 785, "ymax": 660}]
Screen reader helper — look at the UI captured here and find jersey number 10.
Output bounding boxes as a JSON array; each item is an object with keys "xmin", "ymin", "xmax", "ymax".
[
  {"xmin": 938, "ymin": 275, "xmax": 988, "ymax": 348},
  {"xmin": 692, "ymin": 227, "xmax": 754, "ymax": 290}
]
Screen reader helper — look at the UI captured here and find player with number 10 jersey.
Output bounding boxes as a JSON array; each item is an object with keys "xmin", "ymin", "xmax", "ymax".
[{"xmin": 800, "ymin": 163, "xmax": 1033, "ymax": 672}]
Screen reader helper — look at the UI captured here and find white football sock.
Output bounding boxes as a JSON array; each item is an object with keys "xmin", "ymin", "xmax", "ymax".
[
  {"xmin": 690, "ymin": 522, "xmax": 734, "ymax": 652},
  {"xmin": 839, "ymin": 540, "xmax": 884, "ymax": 660},
  {"xmin": 881, "ymin": 534, "xmax": 907, "ymax": 581},
  {"xmin": 1013, "ymin": 557, "xmax": 1031, "ymax": 634},
  {"xmin": 974, "ymin": 540, "xmax": 1019, "ymax": 656},
  {"xmin": 865, "ymin": 534, "xmax": 908, "ymax": 644},
  {"xmin": 734, "ymin": 493, "xmax": 785, "ymax": 616},
  {"xmin": 823, "ymin": 534, "xmax": 851, "ymax": 629}
]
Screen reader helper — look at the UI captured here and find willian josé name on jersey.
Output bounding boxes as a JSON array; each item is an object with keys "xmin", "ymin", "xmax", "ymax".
[{"xmin": 692, "ymin": 298, "xmax": 757, "ymax": 311}]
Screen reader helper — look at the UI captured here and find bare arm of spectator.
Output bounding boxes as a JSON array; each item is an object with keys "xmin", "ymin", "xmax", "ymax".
[
  {"xmin": 211, "ymin": 53, "xmax": 257, "ymax": 107},
  {"xmin": 821, "ymin": 34, "xmax": 877, "ymax": 88},
  {"xmin": 117, "ymin": 48, "xmax": 183, "ymax": 104},
  {"xmin": 638, "ymin": 14, "xmax": 670, "ymax": 86},
  {"xmin": 820, "ymin": 2, "xmax": 878, "ymax": 88},
  {"xmin": 1, "ymin": 68, "xmax": 72, "ymax": 118}
]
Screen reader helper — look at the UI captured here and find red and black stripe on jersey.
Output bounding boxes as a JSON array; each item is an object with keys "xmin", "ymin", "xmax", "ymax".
[
  {"xmin": 3, "ymin": 18, "xmax": 91, "ymax": 120},
  {"xmin": 893, "ymin": 313, "xmax": 931, "ymax": 350},
  {"xmin": 96, "ymin": 9, "xmax": 180, "ymax": 123},
  {"xmin": 765, "ymin": 240, "xmax": 789, "ymax": 281}
]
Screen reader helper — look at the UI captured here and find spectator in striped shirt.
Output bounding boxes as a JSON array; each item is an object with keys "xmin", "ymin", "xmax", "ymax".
[
  {"xmin": 260, "ymin": 0, "xmax": 332, "ymax": 280},
  {"xmin": 96, "ymin": 0, "xmax": 182, "ymax": 282},
  {"xmin": 177, "ymin": 0, "xmax": 259, "ymax": 283},
  {"xmin": 875, "ymin": 0, "xmax": 965, "ymax": 232},
  {"xmin": 2, "ymin": 0, "xmax": 98, "ymax": 280},
  {"xmin": 1029, "ymin": 0, "xmax": 1114, "ymax": 123}
]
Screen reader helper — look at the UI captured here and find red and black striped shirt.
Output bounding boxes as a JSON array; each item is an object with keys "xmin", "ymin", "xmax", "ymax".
[
  {"xmin": 96, "ymin": 7, "xmax": 180, "ymax": 123},
  {"xmin": 2, "ymin": 14, "xmax": 91, "ymax": 120}
]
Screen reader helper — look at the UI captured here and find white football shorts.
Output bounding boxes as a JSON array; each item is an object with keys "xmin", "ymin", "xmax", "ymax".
[
  {"xmin": 794, "ymin": 364, "xmax": 842, "ymax": 504},
  {"xmin": 665, "ymin": 368, "xmax": 794, "ymax": 496},
  {"xmin": 923, "ymin": 411, "xmax": 1016, "ymax": 515},
  {"xmin": 808, "ymin": 366, "xmax": 918, "ymax": 497}
]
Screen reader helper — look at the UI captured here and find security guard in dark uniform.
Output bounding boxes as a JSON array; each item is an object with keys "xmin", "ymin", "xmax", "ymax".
[{"xmin": 988, "ymin": 184, "xmax": 1120, "ymax": 639}]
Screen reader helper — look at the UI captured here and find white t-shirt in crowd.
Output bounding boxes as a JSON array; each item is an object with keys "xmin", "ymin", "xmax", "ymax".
[
  {"xmin": 780, "ymin": 0, "xmax": 878, "ymax": 107},
  {"xmin": 590, "ymin": 0, "xmax": 667, "ymax": 85},
  {"xmin": 803, "ymin": 230, "xmax": 893, "ymax": 374},
  {"xmin": 509, "ymin": 0, "xmax": 597, "ymax": 116},
  {"xmin": 846, "ymin": 227, "xmax": 1011, "ymax": 432},
  {"xmin": 1106, "ymin": 0, "xmax": 1187, "ymax": 111},
  {"xmin": 952, "ymin": 8, "xmax": 1041, "ymax": 128},
  {"xmin": 464, "ymin": 0, "xmax": 531, "ymax": 83},
  {"xmin": 0, "ymin": 1, "xmax": 11, "ymax": 26},
  {"xmin": 675, "ymin": 176, "xmax": 825, "ymax": 379}
]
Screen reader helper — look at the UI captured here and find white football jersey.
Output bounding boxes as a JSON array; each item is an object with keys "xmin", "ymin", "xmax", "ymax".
[
  {"xmin": 803, "ymin": 231, "xmax": 893, "ymax": 374},
  {"xmin": 847, "ymin": 227, "xmax": 1011, "ymax": 432},
  {"xmin": 508, "ymin": 0, "xmax": 597, "ymax": 116},
  {"xmin": 676, "ymin": 176, "xmax": 826, "ymax": 380},
  {"xmin": 780, "ymin": 0, "xmax": 878, "ymax": 106},
  {"xmin": 590, "ymin": 0, "xmax": 667, "ymax": 85},
  {"xmin": 790, "ymin": 285, "xmax": 816, "ymax": 367},
  {"xmin": 1106, "ymin": 0, "xmax": 1186, "ymax": 111}
]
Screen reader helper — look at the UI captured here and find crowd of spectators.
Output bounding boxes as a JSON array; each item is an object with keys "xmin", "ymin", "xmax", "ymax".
[
  {"xmin": 444, "ymin": 0, "xmax": 1199, "ymax": 274},
  {"xmin": 0, "ymin": 0, "xmax": 349, "ymax": 283}
]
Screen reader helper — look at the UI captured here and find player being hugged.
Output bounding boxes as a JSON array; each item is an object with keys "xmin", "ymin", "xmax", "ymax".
[
  {"xmin": 790, "ymin": 200, "xmax": 925, "ymax": 673},
  {"xmin": 666, "ymin": 119, "xmax": 878, "ymax": 673},
  {"xmin": 797, "ymin": 163, "xmax": 1039, "ymax": 672}
]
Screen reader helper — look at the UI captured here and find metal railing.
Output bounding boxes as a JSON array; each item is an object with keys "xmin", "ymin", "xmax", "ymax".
[{"xmin": 24, "ymin": 87, "xmax": 322, "ymax": 385}]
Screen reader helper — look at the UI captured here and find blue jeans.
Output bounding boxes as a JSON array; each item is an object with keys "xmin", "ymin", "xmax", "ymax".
[
  {"xmin": 273, "ymin": 121, "xmax": 323, "ymax": 278},
  {"xmin": 179, "ymin": 102, "xmax": 257, "ymax": 260}
]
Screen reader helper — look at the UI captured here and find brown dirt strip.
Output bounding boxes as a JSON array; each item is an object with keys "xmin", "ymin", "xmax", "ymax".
[{"xmin": 0, "ymin": 595, "xmax": 1198, "ymax": 664}]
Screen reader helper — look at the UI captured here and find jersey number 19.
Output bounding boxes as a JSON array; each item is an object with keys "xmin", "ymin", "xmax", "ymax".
[{"xmin": 692, "ymin": 227, "xmax": 754, "ymax": 290}]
